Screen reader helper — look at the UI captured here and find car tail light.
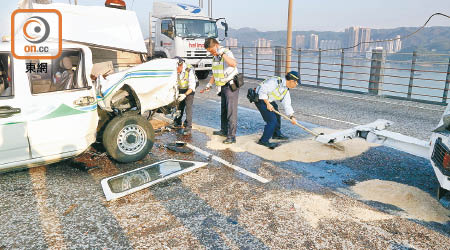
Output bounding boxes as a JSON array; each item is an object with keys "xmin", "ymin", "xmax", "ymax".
[{"xmin": 443, "ymin": 153, "xmax": 450, "ymax": 170}]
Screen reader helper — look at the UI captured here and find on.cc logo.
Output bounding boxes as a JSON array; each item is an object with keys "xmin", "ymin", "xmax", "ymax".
[{"xmin": 23, "ymin": 16, "xmax": 50, "ymax": 44}]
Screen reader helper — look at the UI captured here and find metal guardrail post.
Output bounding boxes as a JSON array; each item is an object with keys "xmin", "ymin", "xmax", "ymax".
[
  {"xmin": 369, "ymin": 49, "xmax": 385, "ymax": 95},
  {"xmin": 339, "ymin": 49, "xmax": 344, "ymax": 90},
  {"xmin": 407, "ymin": 51, "xmax": 417, "ymax": 99},
  {"xmin": 255, "ymin": 47, "xmax": 259, "ymax": 79},
  {"xmin": 297, "ymin": 49, "xmax": 301, "ymax": 76},
  {"xmin": 275, "ymin": 47, "xmax": 285, "ymax": 77},
  {"xmin": 241, "ymin": 46, "xmax": 244, "ymax": 76},
  {"xmin": 443, "ymin": 57, "xmax": 450, "ymax": 103},
  {"xmin": 317, "ymin": 49, "xmax": 322, "ymax": 87}
]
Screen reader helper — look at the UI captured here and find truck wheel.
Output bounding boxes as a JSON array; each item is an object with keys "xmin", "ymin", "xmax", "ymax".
[
  {"xmin": 103, "ymin": 113, "xmax": 155, "ymax": 163},
  {"xmin": 196, "ymin": 70, "xmax": 210, "ymax": 80}
]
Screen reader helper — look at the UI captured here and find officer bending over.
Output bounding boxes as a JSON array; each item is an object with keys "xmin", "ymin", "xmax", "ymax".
[{"xmin": 255, "ymin": 71, "xmax": 300, "ymax": 148}]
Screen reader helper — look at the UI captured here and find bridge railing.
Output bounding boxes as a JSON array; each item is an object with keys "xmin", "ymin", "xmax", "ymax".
[{"xmin": 228, "ymin": 46, "xmax": 450, "ymax": 105}]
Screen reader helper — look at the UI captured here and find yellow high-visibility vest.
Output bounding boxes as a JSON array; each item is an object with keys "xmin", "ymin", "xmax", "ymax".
[
  {"xmin": 262, "ymin": 76, "xmax": 288, "ymax": 101},
  {"xmin": 211, "ymin": 49, "xmax": 229, "ymax": 86},
  {"xmin": 178, "ymin": 64, "xmax": 193, "ymax": 89}
]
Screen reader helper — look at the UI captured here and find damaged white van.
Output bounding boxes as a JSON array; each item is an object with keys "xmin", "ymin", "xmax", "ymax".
[{"xmin": 0, "ymin": 2, "xmax": 179, "ymax": 171}]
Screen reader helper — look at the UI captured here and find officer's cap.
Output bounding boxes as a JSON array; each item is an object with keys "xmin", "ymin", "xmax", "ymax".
[
  {"xmin": 174, "ymin": 56, "xmax": 185, "ymax": 65},
  {"xmin": 286, "ymin": 71, "xmax": 301, "ymax": 84}
]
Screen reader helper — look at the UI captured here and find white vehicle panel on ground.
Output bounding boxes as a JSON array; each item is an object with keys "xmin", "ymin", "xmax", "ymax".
[{"xmin": 101, "ymin": 160, "xmax": 208, "ymax": 201}]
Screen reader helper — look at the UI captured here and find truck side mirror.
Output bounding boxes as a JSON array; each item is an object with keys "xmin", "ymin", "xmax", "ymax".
[
  {"xmin": 221, "ymin": 22, "xmax": 228, "ymax": 37},
  {"xmin": 169, "ymin": 23, "xmax": 175, "ymax": 39}
]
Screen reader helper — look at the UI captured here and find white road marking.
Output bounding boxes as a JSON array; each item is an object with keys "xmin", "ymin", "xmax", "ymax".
[
  {"xmin": 186, "ymin": 143, "xmax": 270, "ymax": 184},
  {"xmin": 302, "ymin": 114, "xmax": 360, "ymax": 126},
  {"xmin": 155, "ymin": 106, "xmax": 268, "ymax": 183}
]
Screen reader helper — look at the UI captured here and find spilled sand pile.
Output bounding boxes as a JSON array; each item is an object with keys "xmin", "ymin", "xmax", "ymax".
[
  {"xmin": 193, "ymin": 124, "xmax": 377, "ymax": 163},
  {"xmin": 261, "ymin": 192, "xmax": 393, "ymax": 228},
  {"xmin": 290, "ymin": 194, "xmax": 340, "ymax": 227},
  {"xmin": 290, "ymin": 194, "xmax": 393, "ymax": 228},
  {"xmin": 352, "ymin": 179, "xmax": 450, "ymax": 223},
  {"xmin": 150, "ymin": 118, "xmax": 169, "ymax": 130}
]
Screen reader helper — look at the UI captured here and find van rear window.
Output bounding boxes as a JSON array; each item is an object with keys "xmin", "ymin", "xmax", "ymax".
[
  {"xmin": 28, "ymin": 50, "xmax": 87, "ymax": 94},
  {"xmin": 0, "ymin": 54, "xmax": 12, "ymax": 97}
]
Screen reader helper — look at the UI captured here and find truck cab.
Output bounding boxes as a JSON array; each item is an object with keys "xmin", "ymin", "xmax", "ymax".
[{"xmin": 151, "ymin": 2, "xmax": 228, "ymax": 80}]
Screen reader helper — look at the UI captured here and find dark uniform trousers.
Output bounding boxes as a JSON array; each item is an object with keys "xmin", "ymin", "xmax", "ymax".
[
  {"xmin": 221, "ymin": 84, "xmax": 239, "ymax": 139},
  {"xmin": 174, "ymin": 88, "xmax": 195, "ymax": 129},
  {"xmin": 255, "ymin": 100, "xmax": 282, "ymax": 143}
]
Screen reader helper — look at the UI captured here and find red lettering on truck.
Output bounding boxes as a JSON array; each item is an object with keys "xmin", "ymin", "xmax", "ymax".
[{"xmin": 189, "ymin": 43, "xmax": 204, "ymax": 48}]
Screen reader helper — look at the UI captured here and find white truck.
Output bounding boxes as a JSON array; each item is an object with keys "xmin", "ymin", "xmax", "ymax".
[
  {"xmin": 149, "ymin": 2, "xmax": 229, "ymax": 80},
  {"xmin": 0, "ymin": 2, "xmax": 180, "ymax": 171}
]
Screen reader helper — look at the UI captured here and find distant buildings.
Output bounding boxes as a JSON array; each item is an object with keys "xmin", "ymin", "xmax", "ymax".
[
  {"xmin": 309, "ymin": 34, "xmax": 319, "ymax": 50},
  {"xmin": 319, "ymin": 40, "xmax": 342, "ymax": 55},
  {"xmin": 345, "ymin": 26, "xmax": 360, "ymax": 53},
  {"xmin": 295, "ymin": 35, "xmax": 306, "ymax": 49},
  {"xmin": 371, "ymin": 35, "xmax": 402, "ymax": 53},
  {"xmin": 256, "ymin": 38, "xmax": 273, "ymax": 54},
  {"xmin": 225, "ymin": 38, "xmax": 238, "ymax": 47},
  {"xmin": 344, "ymin": 26, "xmax": 371, "ymax": 54},
  {"xmin": 394, "ymin": 35, "xmax": 402, "ymax": 52},
  {"xmin": 359, "ymin": 28, "xmax": 371, "ymax": 53},
  {"xmin": 385, "ymin": 40, "xmax": 395, "ymax": 53}
]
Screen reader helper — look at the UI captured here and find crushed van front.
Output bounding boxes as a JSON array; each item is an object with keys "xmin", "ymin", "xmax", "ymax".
[{"xmin": 95, "ymin": 58, "xmax": 178, "ymax": 113}]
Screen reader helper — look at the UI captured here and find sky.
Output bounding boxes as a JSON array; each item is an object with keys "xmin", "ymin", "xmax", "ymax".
[{"xmin": 1, "ymin": 0, "xmax": 449, "ymax": 38}]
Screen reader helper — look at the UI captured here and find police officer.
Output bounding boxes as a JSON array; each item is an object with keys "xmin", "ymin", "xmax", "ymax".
[
  {"xmin": 255, "ymin": 71, "xmax": 300, "ymax": 148},
  {"xmin": 202, "ymin": 38, "xmax": 239, "ymax": 144},
  {"xmin": 174, "ymin": 57, "xmax": 197, "ymax": 135}
]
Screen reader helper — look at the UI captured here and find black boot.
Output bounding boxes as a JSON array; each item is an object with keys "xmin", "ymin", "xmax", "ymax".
[
  {"xmin": 272, "ymin": 134, "xmax": 289, "ymax": 140},
  {"xmin": 213, "ymin": 130, "xmax": 227, "ymax": 137},
  {"xmin": 223, "ymin": 137, "xmax": 236, "ymax": 144},
  {"xmin": 257, "ymin": 140, "xmax": 279, "ymax": 149}
]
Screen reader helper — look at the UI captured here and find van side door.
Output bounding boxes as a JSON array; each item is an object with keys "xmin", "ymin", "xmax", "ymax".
[
  {"xmin": 26, "ymin": 49, "xmax": 99, "ymax": 159},
  {"xmin": 0, "ymin": 53, "xmax": 31, "ymax": 168}
]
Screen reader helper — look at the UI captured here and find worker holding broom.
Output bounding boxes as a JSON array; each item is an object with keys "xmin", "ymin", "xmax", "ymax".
[{"xmin": 254, "ymin": 71, "xmax": 300, "ymax": 149}]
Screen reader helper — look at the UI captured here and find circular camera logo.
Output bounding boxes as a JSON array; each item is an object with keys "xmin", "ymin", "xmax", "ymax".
[{"xmin": 23, "ymin": 16, "xmax": 50, "ymax": 44}]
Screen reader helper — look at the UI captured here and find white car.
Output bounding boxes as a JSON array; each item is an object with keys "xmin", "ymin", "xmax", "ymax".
[{"xmin": 0, "ymin": 42, "xmax": 179, "ymax": 172}]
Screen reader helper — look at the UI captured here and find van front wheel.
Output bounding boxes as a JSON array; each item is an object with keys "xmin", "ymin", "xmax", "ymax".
[{"xmin": 103, "ymin": 113, "xmax": 155, "ymax": 163}]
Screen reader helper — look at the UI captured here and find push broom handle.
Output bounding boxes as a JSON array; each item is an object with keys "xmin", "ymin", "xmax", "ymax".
[
  {"xmin": 272, "ymin": 110, "xmax": 320, "ymax": 137},
  {"xmin": 272, "ymin": 110, "xmax": 345, "ymax": 151}
]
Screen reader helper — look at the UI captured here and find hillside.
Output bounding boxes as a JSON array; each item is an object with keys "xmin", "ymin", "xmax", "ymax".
[{"xmin": 225, "ymin": 26, "xmax": 450, "ymax": 53}]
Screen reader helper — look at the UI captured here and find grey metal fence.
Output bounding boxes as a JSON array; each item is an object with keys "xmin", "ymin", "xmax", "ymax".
[{"xmin": 229, "ymin": 46, "xmax": 450, "ymax": 105}]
